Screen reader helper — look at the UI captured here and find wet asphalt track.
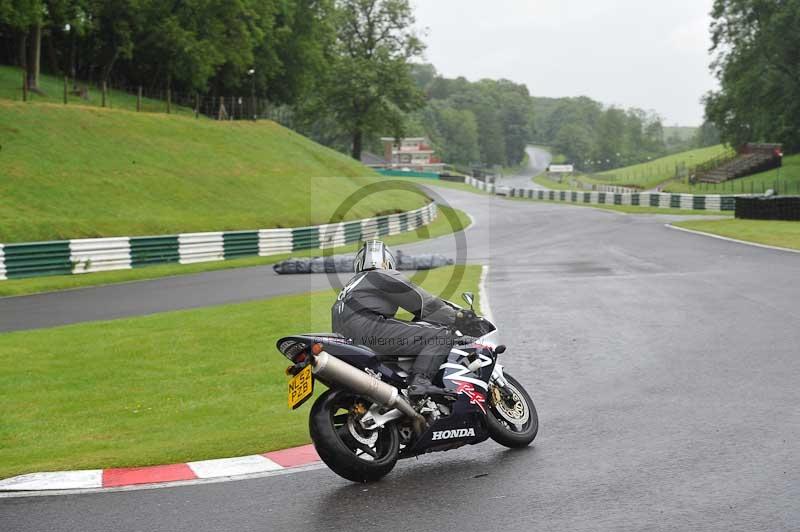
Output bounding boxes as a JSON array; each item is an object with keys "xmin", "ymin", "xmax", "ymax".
[
  {"xmin": 2, "ymin": 185, "xmax": 800, "ymax": 531},
  {"xmin": 498, "ymin": 145, "xmax": 552, "ymax": 189}
]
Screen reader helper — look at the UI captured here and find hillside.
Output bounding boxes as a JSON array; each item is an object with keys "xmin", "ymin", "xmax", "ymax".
[
  {"xmin": 534, "ymin": 145, "xmax": 735, "ymax": 191},
  {"xmin": 589, "ymin": 144, "xmax": 733, "ymax": 189},
  {"xmin": 664, "ymin": 153, "xmax": 800, "ymax": 195},
  {"xmin": 0, "ymin": 101, "xmax": 425, "ymax": 243},
  {"xmin": 0, "ymin": 65, "xmax": 191, "ymax": 115}
]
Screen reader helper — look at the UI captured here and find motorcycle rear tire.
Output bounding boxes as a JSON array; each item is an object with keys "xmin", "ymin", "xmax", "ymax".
[
  {"xmin": 309, "ymin": 389, "xmax": 400, "ymax": 483},
  {"xmin": 487, "ymin": 373, "xmax": 538, "ymax": 448}
]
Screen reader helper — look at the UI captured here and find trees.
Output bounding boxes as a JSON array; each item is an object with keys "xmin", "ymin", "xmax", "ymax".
[
  {"xmin": 0, "ymin": 0, "xmax": 44, "ymax": 89},
  {"xmin": 265, "ymin": 0, "xmax": 334, "ymax": 105},
  {"xmin": 553, "ymin": 123, "xmax": 593, "ymax": 168},
  {"xmin": 694, "ymin": 120, "xmax": 721, "ymax": 148},
  {"xmin": 704, "ymin": 0, "xmax": 800, "ymax": 153},
  {"xmin": 405, "ymin": 68, "xmax": 535, "ymax": 168},
  {"xmin": 419, "ymin": 102, "xmax": 480, "ymax": 166},
  {"xmin": 0, "ymin": 0, "xmax": 334, "ymax": 102},
  {"xmin": 530, "ymin": 96, "xmax": 666, "ymax": 171},
  {"xmin": 0, "ymin": 0, "xmax": 689, "ymax": 169},
  {"xmin": 319, "ymin": 0, "xmax": 424, "ymax": 159}
]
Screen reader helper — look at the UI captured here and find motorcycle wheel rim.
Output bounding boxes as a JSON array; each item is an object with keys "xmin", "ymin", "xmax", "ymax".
[
  {"xmin": 490, "ymin": 382, "xmax": 530, "ymax": 429},
  {"xmin": 331, "ymin": 396, "xmax": 394, "ymax": 463}
]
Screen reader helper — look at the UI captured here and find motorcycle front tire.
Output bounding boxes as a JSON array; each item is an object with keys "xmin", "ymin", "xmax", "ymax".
[{"xmin": 486, "ymin": 373, "xmax": 538, "ymax": 448}]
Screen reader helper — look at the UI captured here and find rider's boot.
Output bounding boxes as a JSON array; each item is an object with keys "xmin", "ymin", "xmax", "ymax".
[{"xmin": 407, "ymin": 373, "xmax": 453, "ymax": 400}]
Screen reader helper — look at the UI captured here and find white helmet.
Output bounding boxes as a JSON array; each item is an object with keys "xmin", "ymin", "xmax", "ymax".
[{"xmin": 353, "ymin": 240, "xmax": 396, "ymax": 272}]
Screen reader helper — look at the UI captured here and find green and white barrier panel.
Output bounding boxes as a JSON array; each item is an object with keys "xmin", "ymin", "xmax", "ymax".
[
  {"xmin": 467, "ymin": 180, "xmax": 740, "ymax": 211},
  {"xmin": 465, "ymin": 176, "xmax": 495, "ymax": 194},
  {"xmin": 0, "ymin": 203, "xmax": 437, "ymax": 281}
]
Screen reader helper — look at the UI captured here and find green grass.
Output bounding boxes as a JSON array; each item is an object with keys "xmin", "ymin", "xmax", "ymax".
[
  {"xmin": 532, "ymin": 174, "xmax": 576, "ymax": 190},
  {"xmin": 590, "ymin": 145, "xmax": 735, "ymax": 189},
  {"xmin": 672, "ymin": 219, "xmax": 800, "ymax": 250},
  {"xmin": 0, "ymin": 100, "xmax": 431, "ymax": 243},
  {"xmin": 663, "ymin": 154, "xmax": 800, "ymax": 195},
  {"xmin": 0, "ymin": 65, "xmax": 194, "ymax": 115},
  {"xmin": 0, "ymin": 264, "xmax": 482, "ymax": 479},
  {"xmin": 500, "ymin": 152, "xmax": 530, "ymax": 176},
  {"xmin": 0, "ymin": 206, "xmax": 471, "ymax": 297}
]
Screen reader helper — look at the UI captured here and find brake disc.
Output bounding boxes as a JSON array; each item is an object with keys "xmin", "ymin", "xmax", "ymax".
[
  {"xmin": 490, "ymin": 384, "xmax": 530, "ymax": 426},
  {"xmin": 347, "ymin": 415, "xmax": 379, "ymax": 446}
]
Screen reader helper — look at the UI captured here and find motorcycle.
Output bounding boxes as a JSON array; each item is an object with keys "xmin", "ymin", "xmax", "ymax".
[{"xmin": 276, "ymin": 292, "xmax": 538, "ymax": 482}]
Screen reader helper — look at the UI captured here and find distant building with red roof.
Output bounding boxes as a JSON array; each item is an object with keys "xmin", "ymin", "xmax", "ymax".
[{"xmin": 380, "ymin": 137, "xmax": 445, "ymax": 173}]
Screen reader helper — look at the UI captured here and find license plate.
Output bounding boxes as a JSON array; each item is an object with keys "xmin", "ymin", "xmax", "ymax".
[{"xmin": 288, "ymin": 364, "xmax": 314, "ymax": 410}]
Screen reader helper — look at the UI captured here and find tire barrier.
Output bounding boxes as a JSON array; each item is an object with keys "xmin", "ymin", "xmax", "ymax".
[
  {"xmin": 735, "ymin": 196, "xmax": 800, "ymax": 220},
  {"xmin": 463, "ymin": 176, "xmax": 743, "ymax": 212},
  {"xmin": 273, "ymin": 251, "xmax": 454, "ymax": 274},
  {"xmin": 0, "ymin": 203, "xmax": 437, "ymax": 281}
]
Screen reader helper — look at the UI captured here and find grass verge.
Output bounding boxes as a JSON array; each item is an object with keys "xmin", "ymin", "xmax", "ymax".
[
  {"xmin": 0, "ymin": 264, "xmax": 482, "ymax": 479},
  {"xmin": 0, "ymin": 206, "xmax": 471, "ymax": 298},
  {"xmin": 532, "ymin": 175, "xmax": 573, "ymax": 190},
  {"xmin": 671, "ymin": 219, "xmax": 800, "ymax": 250}
]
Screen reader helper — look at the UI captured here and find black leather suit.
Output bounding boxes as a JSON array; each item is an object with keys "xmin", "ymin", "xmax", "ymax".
[{"xmin": 332, "ymin": 269, "xmax": 457, "ymax": 377}]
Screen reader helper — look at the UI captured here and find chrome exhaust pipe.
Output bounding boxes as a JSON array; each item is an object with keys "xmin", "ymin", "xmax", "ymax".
[{"xmin": 312, "ymin": 351, "xmax": 422, "ymax": 422}]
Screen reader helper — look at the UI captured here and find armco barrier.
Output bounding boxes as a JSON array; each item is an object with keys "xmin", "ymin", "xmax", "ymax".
[
  {"xmin": 71, "ymin": 237, "xmax": 132, "ymax": 274},
  {"xmin": 463, "ymin": 176, "xmax": 744, "ymax": 212},
  {"xmin": 0, "ymin": 203, "xmax": 437, "ymax": 281}
]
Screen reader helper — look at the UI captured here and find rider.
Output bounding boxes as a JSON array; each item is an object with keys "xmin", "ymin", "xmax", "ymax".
[{"xmin": 332, "ymin": 240, "xmax": 462, "ymax": 398}]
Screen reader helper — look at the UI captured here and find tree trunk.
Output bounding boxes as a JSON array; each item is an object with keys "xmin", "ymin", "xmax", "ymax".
[
  {"xmin": 27, "ymin": 23, "xmax": 42, "ymax": 91},
  {"xmin": 69, "ymin": 27, "xmax": 77, "ymax": 87},
  {"xmin": 18, "ymin": 32, "xmax": 28, "ymax": 71},
  {"xmin": 351, "ymin": 129, "xmax": 363, "ymax": 160},
  {"xmin": 47, "ymin": 29, "xmax": 60, "ymax": 75}
]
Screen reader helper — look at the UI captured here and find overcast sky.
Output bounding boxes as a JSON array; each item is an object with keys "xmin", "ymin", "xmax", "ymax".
[{"xmin": 413, "ymin": 0, "xmax": 717, "ymax": 126}]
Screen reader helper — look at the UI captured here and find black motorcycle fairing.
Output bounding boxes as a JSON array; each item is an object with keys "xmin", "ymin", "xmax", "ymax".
[
  {"xmin": 401, "ymin": 408, "xmax": 489, "ymax": 457},
  {"xmin": 276, "ymin": 334, "xmax": 406, "ymax": 386},
  {"xmin": 399, "ymin": 345, "xmax": 496, "ymax": 457}
]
